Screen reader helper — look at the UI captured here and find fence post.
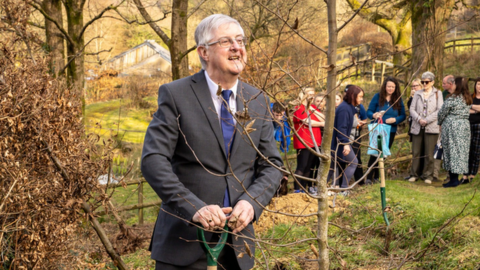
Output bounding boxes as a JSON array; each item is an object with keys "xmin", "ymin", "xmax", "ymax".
[
  {"xmin": 355, "ymin": 63, "xmax": 359, "ymax": 80},
  {"xmin": 363, "ymin": 61, "xmax": 366, "ymax": 79},
  {"xmin": 138, "ymin": 181, "xmax": 144, "ymax": 225},
  {"xmin": 381, "ymin": 63, "xmax": 386, "ymax": 83},
  {"xmin": 472, "ymin": 36, "xmax": 474, "ymax": 53},
  {"xmin": 371, "ymin": 61, "xmax": 375, "ymax": 82},
  {"xmin": 453, "ymin": 40, "xmax": 456, "ymax": 54}
]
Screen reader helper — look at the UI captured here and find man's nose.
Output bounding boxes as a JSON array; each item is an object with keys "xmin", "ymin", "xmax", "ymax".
[{"xmin": 230, "ymin": 41, "xmax": 241, "ymax": 50}]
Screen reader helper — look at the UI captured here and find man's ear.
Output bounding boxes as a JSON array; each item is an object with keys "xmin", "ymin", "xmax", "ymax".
[{"xmin": 197, "ymin": 46, "xmax": 209, "ymax": 62}]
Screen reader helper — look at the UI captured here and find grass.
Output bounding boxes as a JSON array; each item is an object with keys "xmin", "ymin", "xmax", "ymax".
[
  {"xmin": 254, "ymin": 179, "xmax": 480, "ymax": 269},
  {"xmin": 85, "ymin": 97, "xmax": 157, "ymax": 144},
  {"xmin": 89, "ymin": 175, "xmax": 480, "ymax": 269}
]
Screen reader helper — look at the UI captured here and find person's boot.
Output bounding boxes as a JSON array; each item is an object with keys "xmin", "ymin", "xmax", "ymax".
[{"xmin": 443, "ymin": 177, "xmax": 460, "ymax": 188}]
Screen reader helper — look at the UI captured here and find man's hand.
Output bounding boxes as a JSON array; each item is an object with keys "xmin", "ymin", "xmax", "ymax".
[
  {"xmin": 385, "ymin": 118, "xmax": 396, "ymax": 124},
  {"xmin": 193, "ymin": 205, "xmax": 232, "ymax": 230},
  {"xmin": 228, "ymin": 200, "xmax": 254, "ymax": 234}
]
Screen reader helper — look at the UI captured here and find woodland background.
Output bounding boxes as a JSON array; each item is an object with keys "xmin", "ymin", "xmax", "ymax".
[{"xmin": 2, "ymin": 0, "xmax": 480, "ymax": 269}]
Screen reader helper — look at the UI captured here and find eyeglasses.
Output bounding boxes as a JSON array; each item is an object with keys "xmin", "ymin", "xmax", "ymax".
[
  {"xmin": 421, "ymin": 80, "xmax": 431, "ymax": 85},
  {"xmin": 412, "ymin": 84, "xmax": 421, "ymax": 88},
  {"xmin": 205, "ymin": 36, "xmax": 248, "ymax": 48}
]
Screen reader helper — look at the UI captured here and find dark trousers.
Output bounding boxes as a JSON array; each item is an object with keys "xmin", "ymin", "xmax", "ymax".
[
  {"xmin": 294, "ymin": 148, "xmax": 317, "ymax": 189},
  {"xmin": 155, "ymin": 234, "xmax": 241, "ymax": 270},
  {"xmin": 352, "ymin": 137, "xmax": 364, "ymax": 184},
  {"xmin": 410, "ymin": 129, "xmax": 439, "ymax": 180},
  {"xmin": 468, "ymin": 123, "xmax": 480, "ymax": 176},
  {"xmin": 367, "ymin": 132, "xmax": 396, "ymax": 180}
]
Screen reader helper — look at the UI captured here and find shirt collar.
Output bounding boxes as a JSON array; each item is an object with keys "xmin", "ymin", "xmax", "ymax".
[{"xmin": 205, "ymin": 70, "xmax": 238, "ymax": 100}]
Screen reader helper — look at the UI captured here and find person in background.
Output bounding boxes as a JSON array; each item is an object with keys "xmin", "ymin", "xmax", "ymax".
[
  {"xmin": 442, "ymin": 75, "xmax": 455, "ymax": 101},
  {"xmin": 463, "ymin": 78, "xmax": 480, "ymax": 184},
  {"xmin": 407, "ymin": 79, "xmax": 422, "ymax": 142},
  {"xmin": 271, "ymin": 102, "xmax": 291, "ymax": 153},
  {"xmin": 366, "ymin": 76, "xmax": 406, "ymax": 183},
  {"xmin": 270, "ymin": 102, "xmax": 291, "ymax": 196},
  {"xmin": 438, "ymin": 77, "xmax": 472, "ymax": 188},
  {"xmin": 344, "ymin": 85, "xmax": 368, "ymax": 185},
  {"xmin": 335, "ymin": 92, "xmax": 343, "ymax": 108},
  {"xmin": 437, "ymin": 74, "xmax": 456, "ymax": 183},
  {"xmin": 293, "ymin": 88, "xmax": 322, "ymax": 194},
  {"xmin": 328, "ymin": 85, "xmax": 365, "ymax": 196},
  {"xmin": 313, "ymin": 93, "xmax": 326, "ymax": 136},
  {"xmin": 309, "ymin": 93, "xmax": 327, "ymax": 184},
  {"xmin": 408, "ymin": 72, "xmax": 443, "ymax": 184}
]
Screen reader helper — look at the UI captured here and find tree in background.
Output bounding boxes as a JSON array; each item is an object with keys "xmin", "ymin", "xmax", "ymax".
[
  {"xmin": 131, "ymin": 0, "xmax": 197, "ymax": 80},
  {"xmin": 345, "ymin": 0, "xmax": 461, "ymax": 83},
  {"xmin": 30, "ymin": 0, "xmax": 125, "ymax": 88},
  {"xmin": 345, "ymin": 0, "xmax": 412, "ymax": 67},
  {"xmin": 40, "ymin": 0, "xmax": 65, "ymax": 76}
]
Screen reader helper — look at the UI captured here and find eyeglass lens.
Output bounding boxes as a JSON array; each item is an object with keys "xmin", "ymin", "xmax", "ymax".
[
  {"xmin": 218, "ymin": 37, "xmax": 247, "ymax": 47},
  {"xmin": 421, "ymin": 81, "xmax": 430, "ymax": 85}
]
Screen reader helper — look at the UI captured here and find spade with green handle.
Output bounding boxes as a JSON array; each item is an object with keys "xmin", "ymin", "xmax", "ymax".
[{"xmin": 197, "ymin": 223, "xmax": 229, "ymax": 270}]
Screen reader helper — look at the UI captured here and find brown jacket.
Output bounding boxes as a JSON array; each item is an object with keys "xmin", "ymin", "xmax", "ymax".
[{"xmin": 409, "ymin": 87, "xmax": 443, "ymax": 135}]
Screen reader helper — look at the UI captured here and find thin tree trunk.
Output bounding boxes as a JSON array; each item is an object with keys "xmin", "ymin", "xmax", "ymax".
[
  {"xmin": 317, "ymin": 1, "xmax": 337, "ymax": 269},
  {"xmin": 42, "ymin": 0, "xmax": 65, "ymax": 77},
  {"xmin": 171, "ymin": 0, "xmax": 189, "ymax": 80}
]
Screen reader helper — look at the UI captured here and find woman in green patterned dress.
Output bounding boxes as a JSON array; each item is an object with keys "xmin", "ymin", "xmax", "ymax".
[{"xmin": 438, "ymin": 77, "xmax": 473, "ymax": 188}]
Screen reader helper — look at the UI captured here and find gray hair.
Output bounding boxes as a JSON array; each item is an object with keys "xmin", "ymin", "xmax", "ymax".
[
  {"xmin": 421, "ymin": 71, "xmax": 435, "ymax": 82},
  {"xmin": 444, "ymin": 74, "xmax": 455, "ymax": 84},
  {"xmin": 194, "ymin": 14, "xmax": 244, "ymax": 69}
]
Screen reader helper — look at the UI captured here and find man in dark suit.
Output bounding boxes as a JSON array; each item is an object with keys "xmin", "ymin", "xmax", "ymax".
[{"xmin": 141, "ymin": 14, "xmax": 283, "ymax": 270}]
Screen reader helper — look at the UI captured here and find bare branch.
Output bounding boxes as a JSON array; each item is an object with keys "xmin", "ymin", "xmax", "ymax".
[
  {"xmin": 113, "ymin": 8, "xmax": 170, "ymax": 25},
  {"xmin": 27, "ymin": 20, "xmax": 45, "ymax": 29},
  {"xmin": 131, "ymin": 0, "xmax": 171, "ymax": 46},
  {"xmin": 337, "ymin": 0, "xmax": 369, "ymax": 32},
  {"xmin": 179, "ymin": 45, "xmax": 197, "ymax": 60},
  {"xmin": 85, "ymin": 47, "xmax": 113, "ymax": 56},
  {"xmin": 29, "ymin": 1, "xmax": 75, "ymax": 46},
  {"xmin": 187, "ymin": 0, "xmax": 208, "ymax": 18},
  {"xmin": 253, "ymin": 0, "xmax": 328, "ymax": 55},
  {"xmin": 78, "ymin": 0, "xmax": 127, "ymax": 40},
  {"xmin": 58, "ymin": 36, "xmax": 101, "ymax": 75}
]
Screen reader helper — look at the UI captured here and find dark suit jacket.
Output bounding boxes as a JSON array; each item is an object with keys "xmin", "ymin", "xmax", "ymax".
[{"xmin": 141, "ymin": 70, "xmax": 282, "ymax": 269}]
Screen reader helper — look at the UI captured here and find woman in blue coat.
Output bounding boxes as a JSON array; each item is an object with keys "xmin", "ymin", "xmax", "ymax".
[
  {"xmin": 328, "ymin": 85, "xmax": 365, "ymax": 195},
  {"xmin": 366, "ymin": 77, "xmax": 406, "ymax": 182}
]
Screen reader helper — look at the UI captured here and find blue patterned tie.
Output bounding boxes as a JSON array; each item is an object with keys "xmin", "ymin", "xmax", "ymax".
[{"xmin": 221, "ymin": 90, "xmax": 235, "ymax": 207}]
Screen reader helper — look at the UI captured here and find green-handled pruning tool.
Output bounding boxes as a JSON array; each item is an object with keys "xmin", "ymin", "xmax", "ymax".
[
  {"xmin": 197, "ymin": 224, "xmax": 229, "ymax": 270},
  {"xmin": 378, "ymin": 136, "xmax": 390, "ymax": 227}
]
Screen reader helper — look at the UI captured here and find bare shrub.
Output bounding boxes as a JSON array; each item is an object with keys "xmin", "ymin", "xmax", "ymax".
[{"xmin": 0, "ymin": 30, "xmax": 111, "ymax": 269}]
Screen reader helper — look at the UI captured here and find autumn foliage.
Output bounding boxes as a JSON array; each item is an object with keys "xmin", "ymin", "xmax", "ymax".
[{"xmin": 0, "ymin": 34, "xmax": 111, "ymax": 268}]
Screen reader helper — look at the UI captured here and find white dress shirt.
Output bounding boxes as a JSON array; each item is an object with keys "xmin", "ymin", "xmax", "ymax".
[{"xmin": 204, "ymin": 71, "xmax": 237, "ymax": 126}]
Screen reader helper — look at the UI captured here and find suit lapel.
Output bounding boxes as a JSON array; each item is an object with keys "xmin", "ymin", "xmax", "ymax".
[
  {"xmin": 190, "ymin": 71, "xmax": 227, "ymax": 158},
  {"xmin": 230, "ymin": 82, "xmax": 248, "ymax": 158}
]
